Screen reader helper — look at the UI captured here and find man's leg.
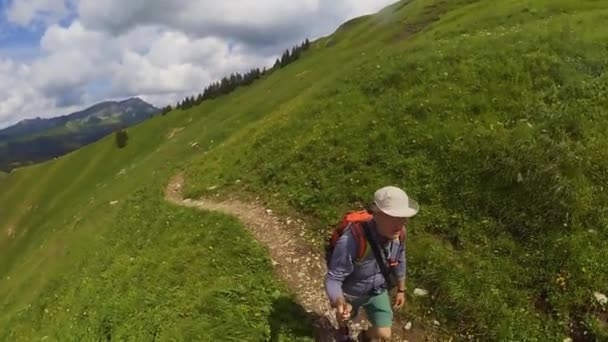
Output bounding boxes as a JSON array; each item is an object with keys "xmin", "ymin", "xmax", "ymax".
[{"xmin": 362, "ymin": 291, "xmax": 393, "ymax": 341}]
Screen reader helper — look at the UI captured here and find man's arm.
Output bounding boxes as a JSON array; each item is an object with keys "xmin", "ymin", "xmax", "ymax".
[
  {"xmin": 397, "ymin": 278, "xmax": 406, "ymax": 292},
  {"xmin": 324, "ymin": 231, "xmax": 357, "ymax": 305},
  {"xmin": 394, "ymin": 239, "xmax": 407, "ymax": 291}
]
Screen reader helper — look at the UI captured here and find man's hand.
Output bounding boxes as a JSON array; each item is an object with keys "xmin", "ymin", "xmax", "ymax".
[
  {"xmin": 334, "ymin": 297, "xmax": 352, "ymax": 322},
  {"xmin": 393, "ymin": 292, "xmax": 406, "ymax": 309}
]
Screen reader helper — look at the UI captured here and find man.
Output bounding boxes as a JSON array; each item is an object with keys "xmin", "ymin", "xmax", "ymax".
[{"xmin": 325, "ymin": 186, "xmax": 419, "ymax": 342}]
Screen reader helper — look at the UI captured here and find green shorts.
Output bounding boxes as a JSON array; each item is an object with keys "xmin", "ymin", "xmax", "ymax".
[{"xmin": 347, "ymin": 291, "xmax": 393, "ymax": 328}]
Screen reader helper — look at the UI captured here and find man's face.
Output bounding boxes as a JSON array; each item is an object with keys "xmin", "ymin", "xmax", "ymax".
[{"xmin": 375, "ymin": 210, "xmax": 408, "ymax": 239}]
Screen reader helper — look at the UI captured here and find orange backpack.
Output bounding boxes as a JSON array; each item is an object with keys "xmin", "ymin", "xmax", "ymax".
[{"xmin": 325, "ymin": 210, "xmax": 406, "ymax": 267}]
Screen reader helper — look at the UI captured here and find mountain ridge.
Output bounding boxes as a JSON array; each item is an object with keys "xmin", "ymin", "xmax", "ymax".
[
  {"xmin": 0, "ymin": 97, "xmax": 157, "ymax": 139},
  {"xmin": 0, "ymin": 97, "xmax": 159, "ymax": 171}
]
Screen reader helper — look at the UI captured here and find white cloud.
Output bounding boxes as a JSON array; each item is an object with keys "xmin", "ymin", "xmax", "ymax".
[
  {"xmin": 0, "ymin": 57, "xmax": 84, "ymax": 128},
  {"xmin": 0, "ymin": 21, "xmax": 273, "ymax": 127},
  {"xmin": 6, "ymin": 0, "xmax": 72, "ymax": 27},
  {"xmin": 0, "ymin": 0, "xmax": 398, "ymax": 128},
  {"xmin": 76, "ymin": 0, "xmax": 396, "ymax": 48}
]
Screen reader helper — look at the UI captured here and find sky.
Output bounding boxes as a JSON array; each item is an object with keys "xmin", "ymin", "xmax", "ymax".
[{"xmin": 0, "ymin": 0, "xmax": 397, "ymax": 129}]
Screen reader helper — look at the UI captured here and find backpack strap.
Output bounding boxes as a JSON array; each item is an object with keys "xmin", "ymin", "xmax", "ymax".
[
  {"xmin": 362, "ymin": 222, "xmax": 394, "ymax": 290},
  {"xmin": 390, "ymin": 227, "xmax": 406, "ymax": 267},
  {"xmin": 350, "ymin": 223, "xmax": 367, "ymax": 262}
]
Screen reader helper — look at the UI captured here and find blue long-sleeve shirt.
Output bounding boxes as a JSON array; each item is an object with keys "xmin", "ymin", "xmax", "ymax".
[{"xmin": 324, "ymin": 219, "xmax": 406, "ymax": 303}]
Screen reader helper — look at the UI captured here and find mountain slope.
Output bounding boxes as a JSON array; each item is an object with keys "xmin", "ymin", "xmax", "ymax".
[
  {"xmin": 1, "ymin": 0, "xmax": 608, "ymax": 340},
  {"xmin": 0, "ymin": 98, "xmax": 159, "ymax": 171}
]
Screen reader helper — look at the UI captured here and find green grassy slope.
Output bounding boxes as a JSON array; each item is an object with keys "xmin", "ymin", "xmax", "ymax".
[
  {"xmin": 0, "ymin": 75, "xmax": 317, "ymax": 340},
  {"xmin": 1, "ymin": 0, "xmax": 608, "ymax": 340},
  {"xmin": 181, "ymin": 0, "xmax": 608, "ymax": 340}
]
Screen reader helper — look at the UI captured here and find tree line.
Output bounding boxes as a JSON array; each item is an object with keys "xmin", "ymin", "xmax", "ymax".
[{"xmin": 161, "ymin": 38, "xmax": 311, "ymax": 114}]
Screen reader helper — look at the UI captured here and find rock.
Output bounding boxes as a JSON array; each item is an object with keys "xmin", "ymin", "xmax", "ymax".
[
  {"xmin": 287, "ymin": 219, "xmax": 293, "ymax": 225},
  {"xmin": 207, "ymin": 185, "xmax": 218, "ymax": 190},
  {"xmin": 130, "ymin": 257, "xmax": 135, "ymax": 262},
  {"xmin": 109, "ymin": 200, "xmax": 119, "ymax": 205},
  {"xmin": 433, "ymin": 320, "xmax": 440, "ymax": 326},
  {"xmin": 413, "ymin": 288, "xmax": 429, "ymax": 297},
  {"xmin": 404, "ymin": 322, "xmax": 412, "ymax": 331},
  {"xmin": 116, "ymin": 169, "xmax": 127, "ymax": 176},
  {"xmin": 594, "ymin": 292, "xmax": 607, "ymax": 305},
  {"xmin": 563, "ymin": 338, "xmax": 573, "ymax": 342},
  {"xmin": 235, "ymin": 179, "xmax": 241, "ymax": 184},
  {"xmin": 271, "ymin": 260, "xmax": 279, "ymax": 266},
  {"xmin": 266, "ymin": 209, "xmax": 273, "ymax": 214}
]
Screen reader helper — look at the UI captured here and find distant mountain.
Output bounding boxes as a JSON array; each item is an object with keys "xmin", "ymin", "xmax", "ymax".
[{"xmin": 0, "ymin": 98, "xmax": 159, "ymax": 171}]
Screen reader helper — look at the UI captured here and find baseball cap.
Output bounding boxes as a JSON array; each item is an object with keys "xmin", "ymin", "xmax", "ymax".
[{"xmin": 372, "ymin": 186, "xmax": 419, "ymax": 218}]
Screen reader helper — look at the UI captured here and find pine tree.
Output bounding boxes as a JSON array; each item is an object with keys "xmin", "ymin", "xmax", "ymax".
[
  {"xmin": 161, "ymin": 105, "xmax": 172, "ymax": 115},
  {"xmin": 291, "ymin": 46, "xmax": 300, "ymax": 62},
  {"xmin": 280, "ymin": 49, "xmax": 291, "ymax": 67},
  {"xmin": 115, "ymin": 129, "xmax": 128, "ymax": 148}
]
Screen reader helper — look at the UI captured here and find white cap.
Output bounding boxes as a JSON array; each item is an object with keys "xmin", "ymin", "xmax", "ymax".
[{"xmin": 372, "ymin": 186, "xmax": 419, "ymax": 218}]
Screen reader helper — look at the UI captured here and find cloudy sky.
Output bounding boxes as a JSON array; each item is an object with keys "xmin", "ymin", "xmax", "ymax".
[{"xmin": 0, "ymin": 0, "xmax": 397, "ymax": 129}]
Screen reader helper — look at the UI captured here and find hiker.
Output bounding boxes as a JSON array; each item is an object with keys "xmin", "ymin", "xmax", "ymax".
[{"xmin": 325, "ymin": 186, "xmax": 419, "ymax": 342}]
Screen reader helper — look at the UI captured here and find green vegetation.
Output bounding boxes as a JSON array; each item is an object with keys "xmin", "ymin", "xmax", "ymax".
[
  {"xmin": 115, "ymin": 129, "xmax": 129, "ymax": 149},
  {"xmin": 2, "ymin": 190, "xmax": 311, "ymax": 341},
  {"xmin": 0, "ymin": 92, "xmax": 315, "ymax": 340},
  {"xmin": 1, "ymin": 0, "xmax": 608, "ymax": 340},
  {"xmin": 182, "ymin": 0, "xmax": 608, "ymax": 340}
]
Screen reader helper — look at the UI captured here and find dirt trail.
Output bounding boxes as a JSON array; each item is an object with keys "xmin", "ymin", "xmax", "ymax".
[
  {"xmin": 165, "ymin": 173, "xmax": 430, "ymax": 342},
  {"xmin": 5, "ymin": 224, "xmax": 16, "ymax": 239}
]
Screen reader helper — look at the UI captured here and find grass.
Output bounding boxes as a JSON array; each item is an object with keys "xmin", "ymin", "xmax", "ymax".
[
  {"xmin": 0, "ymin": 82, "xmax": 316, "ymax": 340},
  {"xmin": 1, "ymin": 189, "xmax": 312, "ymax": 341},
  {"xmin": 180, "ymin": 0, "xmax": 608, "ymax": 340},
  {"xmin": 1, "ymin": 0, "xmax": 608, "ymax": 340}
]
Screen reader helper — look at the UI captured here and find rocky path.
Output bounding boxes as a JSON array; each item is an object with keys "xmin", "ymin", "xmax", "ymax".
[{"xmin": 165, "ymin": 173, "xmax": 430, "ymax": 342}]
